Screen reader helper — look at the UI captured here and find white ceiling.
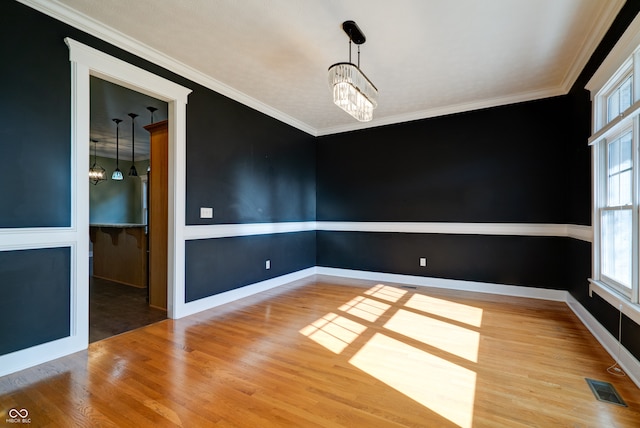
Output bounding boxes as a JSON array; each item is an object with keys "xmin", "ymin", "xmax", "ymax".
[
  {"xmin": 90, "ymin": 77, "xmax": 167, "ymax": 161},
  {"xmin": 32, "ymin": 0, "xmax": 625, "ymax": 136}
]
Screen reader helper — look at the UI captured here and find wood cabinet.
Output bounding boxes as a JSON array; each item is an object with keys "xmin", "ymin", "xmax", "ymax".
[{"xmin": 145, "ymin": 120, "xmax": 168, "ymax": 310}]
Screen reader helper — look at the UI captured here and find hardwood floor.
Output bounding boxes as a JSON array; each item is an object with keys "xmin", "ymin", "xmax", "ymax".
[
  {"xmin": 1, "ymin": 275, "xmax": 639, "ymax": 427},
  {"xmin": 89, "ymin": 276, "xmax": 167, "ymax": 343}
]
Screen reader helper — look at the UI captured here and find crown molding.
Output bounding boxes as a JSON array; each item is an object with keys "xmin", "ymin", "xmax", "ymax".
[
  {"xmin": 17, "ymin": 0, "xmax": 318, "ymax": 136},
  {"xmin": 18, "ymin": 0, "xmax": 625, "ymax": 138},
  {"xmin": 317, "ymin": 86, "xmax": 564, "ymax": 136},
  {"xmin": 586, "ymin": 6, "xmax": 640, "ymax": 94},
  {"xmin": 560, "ymin": 0, "xmax": 626, "ymax": 94}
]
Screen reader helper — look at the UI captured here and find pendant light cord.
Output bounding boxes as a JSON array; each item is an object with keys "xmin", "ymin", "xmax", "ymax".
[
  {"xmin": 346, "ymin": 28, "xmax": 361, "ymax": 68},
  {"xmin": 129, "ymin": 113, "xmax": 137, "ymax": 163},
  {"xmin": 115, "ymin": 122, "xmax": 119, "ymax": 168}
]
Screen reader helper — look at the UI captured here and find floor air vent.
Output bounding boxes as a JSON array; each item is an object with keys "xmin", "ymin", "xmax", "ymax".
[
  {"xmin": 585, "ymin": 378, "xmax": 627, "ymax": 407},
  {"xmin": 400, "ymin": 285, "xmax": 417, "ymax": 289}
]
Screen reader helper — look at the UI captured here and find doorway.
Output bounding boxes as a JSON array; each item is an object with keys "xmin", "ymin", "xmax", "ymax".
[
  {"xmin": 66, "ymin": 37, "xmax": 192, "ymax": 356},
  {"xmin": 88, "ymin": 77, "xmax": 168, "ymax": 342}
]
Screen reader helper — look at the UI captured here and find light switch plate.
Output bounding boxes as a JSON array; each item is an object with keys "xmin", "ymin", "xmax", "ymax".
[{"xmin": 200, "ymin": 207, "xmax": 213, "ymax": 219}]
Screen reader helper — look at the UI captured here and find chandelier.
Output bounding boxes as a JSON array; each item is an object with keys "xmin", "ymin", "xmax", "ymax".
[
  {"xmin": 328, "ymin": 21, "xmax": 378, "ymax": 122},
  {"xmin": 88, "ymin": 139, "xmax": 106, "ymax": 185}
]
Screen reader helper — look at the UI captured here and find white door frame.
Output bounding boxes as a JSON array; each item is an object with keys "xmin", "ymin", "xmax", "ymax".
[{"xmin": 67, "ymin": 37, "xmax": 192, "ymax": 323}]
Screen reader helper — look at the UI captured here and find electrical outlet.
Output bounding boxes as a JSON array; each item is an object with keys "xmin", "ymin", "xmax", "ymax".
[
  {"xmin": 265, "ymin": 260, "xmax": 271, "ymax": 270},
  {"xmin": 420, "ymin": 257, "xmax": 427, "ymax": 267},
  {"xmin": 200, "ymin": 207, "xmax": 213, "ymax": 219}
]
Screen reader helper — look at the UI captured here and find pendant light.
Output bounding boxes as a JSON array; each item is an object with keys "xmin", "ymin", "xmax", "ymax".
[
  {"xmin": 111, "ymin": 118, "xmax": 124, "ymax": 181},
  {"xmin": 89, "ymin": 139, "xmax": 106, "ymax": 185},
  {"xmin": 147, "ymin": 106, "xmax": 157, "ymax": 123},
  {"xmin": 128, "ymin": 113, "xmax": 138, "ymax": 177}
]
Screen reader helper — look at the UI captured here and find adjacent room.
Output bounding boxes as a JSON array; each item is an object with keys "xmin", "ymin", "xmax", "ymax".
[
  {"xmin": 1, "ymin": 1, "xmax": 640, "ymax": 426},
  {"xmin": 88, "ymin": 77, "xmax": 168, "ymax": 342}
]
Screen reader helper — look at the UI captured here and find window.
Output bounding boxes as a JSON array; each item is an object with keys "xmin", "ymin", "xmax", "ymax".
[
  {"xmin": 600, "ymin": 130, "xmax": 633, "ymax": 293},
  {"xmin": 590, "ymin": 54, "xmax": 639, "ymax": 304},
  {"xmin": 606, "ymin": 75, "xmax": 633, "ymax": 124}
]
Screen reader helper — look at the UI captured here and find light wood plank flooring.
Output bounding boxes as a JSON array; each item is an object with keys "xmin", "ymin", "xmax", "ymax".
[{"xmin": 1, "ymin": 275, "xmax": 639, "ymax": 427}]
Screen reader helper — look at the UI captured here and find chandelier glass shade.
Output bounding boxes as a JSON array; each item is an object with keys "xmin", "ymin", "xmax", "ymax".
[
  {"xmin": 112, "ymin": 167, "xmax": 123, "ymax": 181},
  {"xmin": 328, "ymin": 62, "xmax": 378, "ymax": 122}
]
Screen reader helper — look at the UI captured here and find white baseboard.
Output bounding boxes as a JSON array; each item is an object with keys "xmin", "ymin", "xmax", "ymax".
[
  {"xmin": 176, "ymin": 267, "xmax": 317, "ymax": 318},
  {"xmin": 315, "ymin": 267, "xmax": 569, "ymax": 301},
  {"xmin": 566, "ymin": 293, "xmax": 640, "ymax": 388},
  {"xmin": 0, "ymin": 335, "xmax": 86, "ymax": 378}
]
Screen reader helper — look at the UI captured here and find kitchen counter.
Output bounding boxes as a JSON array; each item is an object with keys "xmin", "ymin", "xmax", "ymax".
[{"xmin": 90, "ymin": 224, "xmax": 147, "ymax": 288}]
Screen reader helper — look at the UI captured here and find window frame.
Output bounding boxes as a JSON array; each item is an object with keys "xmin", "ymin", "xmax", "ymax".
[
  {"xmin": 594, "ymin": 57, "xmax": 634, "ymax": 133},
  {"xmin": 589, "ymin": 64, "xmax": 640, "ymax": 304}
]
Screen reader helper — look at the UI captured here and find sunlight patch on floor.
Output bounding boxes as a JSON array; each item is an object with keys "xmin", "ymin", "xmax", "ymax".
[
  {"xmin": 299, "ymin": 312, "xmax": 367, "ymax": 354},
  {"xmin": 384, "ymin": 309, "xmax": 480, "ymax": 362},
  {"xmin": 404, "ymin": 294, "xmax": 483, "ymax": 327},
  {"xmin": 299, "ymin": 284, "xmax": 483, "ymax": 428},
  {"xmin": 364, "ymin": 284, "xmax": 407, "ymax": 302},
  {"xmin": 339, "ymin": 296, "xmax": 391, "ymax": 322},
  {"xmin": 349, "ymin": 333, "xmax": 476, "ymax": 428}
]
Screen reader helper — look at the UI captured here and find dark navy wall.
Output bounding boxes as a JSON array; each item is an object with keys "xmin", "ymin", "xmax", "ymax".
[
  {"xmin": 316, "ymin": 96, "xmax": 574, "ymax": 293},
  {"xmin": 0, "ymin": 2, "xmax": 72, "ymax": 228},
  {"xmin": 185, "ymin": 232, "xmax": 315, "ymax": 302},
  {"xmin": 182, "ymin": 74, "xmax": 316, "ymax": 301},
  {"xmin": 318, "ymin": 232, "xmax": 569, "ymax": 290},
  {"xmin": 318, "ymin": 96, "xmax": 572, "ymax": 223},
  {"xmin": 563, "ymin": 89, "xmax": 592, "ymax": 226},
  {"xmin": 186, "ymin": 88, "xmax": 315, "ymax": 225},
  {"xmin": 181, "ymin": 57, "xmax": 316, "ymax": 302},
  {"xmin": 0, "ymin": 247, "xmax": 70, "ymax": 355}
]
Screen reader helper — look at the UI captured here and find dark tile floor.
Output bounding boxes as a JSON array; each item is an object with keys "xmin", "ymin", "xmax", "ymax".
[{"xmin": 89, "ymin": 276, "xmax": 167, "ymax": 343}]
